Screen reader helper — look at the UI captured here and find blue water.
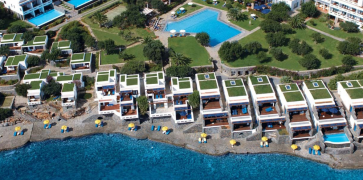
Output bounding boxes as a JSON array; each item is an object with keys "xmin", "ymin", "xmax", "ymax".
[
  {"xmin": 67, "ymin": 0, "xmax": 93, "ymax": 8},
  {"xmin": 28, "ymin": 9, "xmax": 64, "ymax": 26},
  {"xmin": 324, "ymin": 133, "xmax": 350, "ymax": 143},
  {"xmin": 1, "ymin": 134, "xmax": 363, "ymax": 179},
  {"xmin": 165, "ymin": 9, "xmax": 241, "ymax": 46}
]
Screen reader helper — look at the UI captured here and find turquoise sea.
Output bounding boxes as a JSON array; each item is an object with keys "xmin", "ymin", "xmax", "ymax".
[{"xmin": 0, "ymin": 134, "xmax": 362, "ymax": 180}]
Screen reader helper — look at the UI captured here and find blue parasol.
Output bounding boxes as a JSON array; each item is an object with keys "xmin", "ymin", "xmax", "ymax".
[
  {"xmin": 268, "ymin": 3, "xmax": 272, "ymax": 7},
  {"xmin": 261, "ymin": 9, "xmax": 271, "ymax": 14},
  {"xmin": 321, "ymin": 108, "xmax": 329, "ymax": 112},
  {"xmin": 254, "ymin": 5, "xmax": 262, "ymax": 10},
  {"xmin": 329, "ymin": 108, "xmax": 339, "ymax": 114}
]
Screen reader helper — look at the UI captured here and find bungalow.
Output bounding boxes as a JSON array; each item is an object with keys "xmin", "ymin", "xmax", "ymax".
[
  {"xmin": 277, "ymin": 83, "xmax": 313, "ymax": 140},
  {"xmin": 247, "ymin": 75, "xmax": 285, "ymax": 132},
  {"xmin": 144, "ymin": 71, "xmax": 173, "ymax": 119},
  {"xmin": 303, "ymin": 80, "xmax": 352, "ymax": 148},
  {"xmin": 195, "ymin": 72, "xmax": 228, "ymax": 129},
  {"xmin": 119, "ymin": 74, "xmax": 140, "ymax": 120},
  {"xmin": 61, "ymin": 82, "xmax": 77, "ymax": 107},
  {"xmin": 171, "ymin": 77, "xmax": 194, "ymax": 124},
  {"xmin": 22, "ymin": 35, "xmax": 48, "ymax": 56},
  {"xmin": 27, "ymin": 80, "xmax": 44, "ymax": 106},
  {"xmin": 95, "ymin": 69, "xmax": 119, "ymax": 116},
  {"xmin": 222, "ymin": 79, "xmax": 253, "ymax": 136},
  {"xmin": 70, "ymin": 52, "xmax": 92, "ymax": 72},
  {"xmin": 0, "ymin": 33, "xmax": 24, "ymax": 54},
  {"xmin": 337, "ymin": 80, "xmax": 363, "ymax": 141},
  {"xmin": 51, "ymin": 40, "xmax": 72, "ymax": 55},
  {"xmin": 1, "ymin": 54, "xmax": 28, "ymax": 76}
]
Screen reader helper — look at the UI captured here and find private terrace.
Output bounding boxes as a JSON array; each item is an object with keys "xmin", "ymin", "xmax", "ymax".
[
  {"xmin": 144, "ymin": 71, "xmax": 166, "ymax": 101},
  {"xmin": 2, "ymin": 54, "xmax": 28, "ymax": 75},
  {"xmin": 195, "ymin": 73, "xmax": 222, "ymax": 112},
  {"xmin": 61, "ymin": 83, "xmax": 76, "ymax": 107},
  {"xmin": 27, "ymin": 80, "xmax": 44, "ymax": 106},
  {"xmin": 0, "ymin": 33, "xmax": 24, "ymax": 51},
  {"xmin": 70, "ymin": 53, "xmax": 92, "ymax": 71},
  {"xmin": 171, "ymin": 77, "xmax": 193, "ymax": 106},
  {"xmin": 119, "ymin": 74, "xmax": 140, "ymax": 103},
  {"xmin": 22, "ymin": 35, "xmax": 48, "ymax": 55},
  {"xmin": 95, "ymin": 70, "xmax": 117, "ymax": 100}
]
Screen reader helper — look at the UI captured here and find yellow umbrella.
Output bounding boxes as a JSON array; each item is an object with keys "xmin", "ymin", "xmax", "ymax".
[
  {"xmin": 201, "ymin": 133, "xmax": 207, "ymax": 138},
  {"xmin": 313, "ymin": 145, "xmax": 320, "ymax": 151},
  {"xmin": 15, "ymin": 126, "xmax": 21, "ymax": 131},
  {"xmin": 262, "ymin": 136, "xmax": 268, "ymax": 142},
  {"xmin": 128, "ymin": 123, "xmax": 135, "ymax": 128},
  {"xmin": 61, "ymin": 125, "xmax": 68, "ymax": 130},
  {"xmin": 43, "ymin": 120, "xmax": 49, "ymax": 125},
  {"xmin": 162, "ymin": 126, "xmax": 168, "ymax": 131},
  {"xmin": 230, "ymin": 139, "xmax": 236, "ymax": 146},
  {"xmin": 95, "ymin": 119, "xmax": 101, "ymax": 124},
  {"xmin": 291, "ymin": 144, "xmax": 298, "ymax": 150}
]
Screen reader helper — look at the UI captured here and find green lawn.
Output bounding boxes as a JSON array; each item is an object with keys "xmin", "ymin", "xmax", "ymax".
[
  {"xmin": 230, "ymin": 12, "xmax": 262, "ymax": 31},
  {"xmin": 310, "ymin": 89, "xmax": 332, "ymax": 99},
  {"xmin": 105, "ymin": 5, "xmax": 127, "ymax": 19},
  {"xmin": 169, "ymin": 36, "xmax": 210, "ymax": 66},
  {"xmin": 199, "ymin": 80, "xmax": 217, "ymax": 90},
  {"xmin": 179, "ymin": 81, "xmax": 191, "ymax": 89},
  {"xmin": 225, "ymin": 29, "xmax": 363, "ymax": 70},
  {"xmin": 346, "ymin": 89, "xmax": 363, "ymax": 99},
  {"xmin": 307, "ymin": 18, "xmax": 362, "ymax": 39},
  {"xmin": 100, "ymin": 44, "xmax": 148, "ymax": 65},
  {"xmin": 283, "ymin": 92, "xmax": 304, "ymax": 102},
  {"xmin": 0, "ymin": 96, "xmax": 14, "ymax": 107},
  {"xmin": 254, "ymin": 85, "xmax": 273, "ymax": 94},
  {"xmin": 192, "ymin": 0, "xmax": 228, "ymax": 11},
  {"xmin": 176, "ymin": 4, "xmax": 203, "ymax": 18},
  {"xmin": 0, "ymin": 19, "xmax": 32, "ymax": 30},
  {"xmin": 227, "ymin": 87, "xmax": 246, "ymax": 97}
]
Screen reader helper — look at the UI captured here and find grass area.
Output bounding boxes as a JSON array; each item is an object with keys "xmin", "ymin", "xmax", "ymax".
[
  {"xmin": 199, "ymin": 80, "xmax": 217, "ymax": 90},
  {"xmin": 158, "ymin": 73, "xmax": 163, "ymax": 79},
  {"xmin": 169, "ymin": 36, "xmax": 210, "ymax": 67},
  {"xmin": 97, "ymin": 75, "xmax": 109, "ymax": 82},
  {"xmin": 250, "ymin": 76, "xmax": 268, "ymax": 85},
  {"xmin": 62, "ymin": 83, "xmax": 74, "ymax": 92},
  {"xmin": 105, "ymin": 5, "xmax": 127, "ymax": 19},
  {"xmin": 0, "ymin": 19, "xmax": 32, "ymax": 30},
  {"xmin": 230, "ymin": 12, "xmax": 262, "ymax": 31},
  {"xmin": 126, "ymin": 78, "xmax": 138, "ymax": 86},
  {"xmin": 192, "ymin": 0, "xmax": 228, "ymax": 11},
  {"xmin": 100, "ymin": 44, "xmax": 148, "ymax": 65},
  {"xmin": 0, "ymin": 96, "xmax": 14, "ymax": 107},
  {"xmin": 225, "ymin": 29, "xmax": 362, "ymax": 70},
  {"xmin": 198, "ymin": 73, "xmax": 215, "ymax": 80},
  {"xmin": 172, "ymin": 78, "xmax": 177, "ymax": 85},
  {"xmin": 73, "ymin": 74, "xmax": 81, "ymax": 81},
  {"xmin": 72, "ymin": 53, "xmax": 85, "ymax": 60},
  {"xmin": 254, "ymin": 85, "xmax": 273, "ymax": 94},
  {"xmin": 179, "ymin": 81, "xmax": 191, "ymax": 89},
  {"xmin": 307, "ymin": 18, "xmax": 362, "ymax": 39},
  {"xmin": 283, "ymin": 92, "xmax": 304, "ymax": 102},
  {"xmin": 146, "ymin": 77, "xmax": 158, "ymax": 84},
  {"xmin": 176, "ymin": 4, "xmax": 203, "ymax": 18},
  {"xmin": 279, "ymin": 84, "xmax": 299, "ymax": 92},
  {"xmin": 78, "ymin": 93, "xmax": 92, "ymax": 100},
  {"xmin": 227, "ymin": 87, "xmax": 246, "ymax": 97},
  {"xmin": 346, "ymin": 89, "xmax": 363, "ymax": 99},
  {"xmin": 57, "ymin": 75, "xmax": 73, "ymax": 81},
  {"xmin": 340, "ymin": 81, "xmax": 360, "ymax": 89},
  {"xmin": 305, "ymin": 81, "xmax": 325, "ymax": 89},
  {"xmin": 24, "ymin": 73, "xmax": 40, "ymax": 80},
  {"xmin": 310, "ymin": 89, "xmax": 332, "ymax": 99},
  {"xmin": 225, "ymin": 79, "xmax": 243, "ymax": 87}
]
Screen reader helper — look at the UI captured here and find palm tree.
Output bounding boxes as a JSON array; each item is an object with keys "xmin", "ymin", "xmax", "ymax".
[
  {"xmin": 171, "ymin": 52, "xmax": 191, "ymax": 66},
  {"xmin": 92, "ymin": 12, "xmax": 108, "ymax": 27},
  {"xmin": 227, "ymin": 8, "xmax": 240, "ymax": 21},
  {"xmin": 289, "ymin": 16, "xmax": 305, "ymax": 29}
]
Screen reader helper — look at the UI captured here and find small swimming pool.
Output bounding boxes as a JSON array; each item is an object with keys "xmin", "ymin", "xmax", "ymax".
[
  {"xmin": 164, "ymin": 9, "xmax": 241, "ymax": 46},
  {"xmin": 323, "ymin": 133, "xmax": 350, "ymax": 144},
  {"xmin": 28, "ymin": 9, "xmax": 64, "ymax": 27},
  {"xmin": 67, "ymin": 0, "xmax": 94, "ymax": 8}
]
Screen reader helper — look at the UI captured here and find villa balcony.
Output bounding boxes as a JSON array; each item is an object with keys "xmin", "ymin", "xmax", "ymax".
[
  {"xmin": 233, "ymin": 123, "xmax": 251, "ymax": 131},
  {"xmin": 2, "ymin": 67, "xmax": 17, "ymax": 75},
  {"xmin": 292, "ymin": 130, "xmax": 311, "ymax": 139},
  {"xmin": 230, "ymin": 106, "xmax": 249, "ymax": 117},
  {"xmin": 259, "ymin": 104, "xmax": 278, "ymax": 115},
  {"xmin": 72, "ymin": 63, "xmax": 90, "ymax": 70},
  {"xmin": 150, "ymin": 103, "xmax": 173, "ymax": 117},
  {"xmin": 262, "ymin": 122, "xmax": 286, "ymax": 131},
  {"xmin": 28, "ymin": 96, "xmax": 41, "ymax": 105},
  {"xmin": 289, "ymin": 113, "xmax": 308, "ymax": 123},
  {"xmin": 62, "ymin": 98, "xmax": 75, "ymax": 106},
  {"xmin": 22, "ymin": 6, "xmax": 31, "ymax": 11},
  {"xmin": 100, "ymin": 104, "xmax": 120, "ymax": 114},
  {"xmin": 174, "ymin": 96, "xmax": 188, "ymax": 106},
  {"xmin": 202, "ymin": 99, "xmax": 221, "ymax": 110}
]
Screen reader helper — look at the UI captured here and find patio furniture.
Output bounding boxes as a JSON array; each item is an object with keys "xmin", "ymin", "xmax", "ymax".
[
  {"xmin": 242, "ymin": 108, "xmax": 247, "ymax": 114},
  {"xmin": 265, "ymin": 107, "xmax": 273, "ymax": 112}
]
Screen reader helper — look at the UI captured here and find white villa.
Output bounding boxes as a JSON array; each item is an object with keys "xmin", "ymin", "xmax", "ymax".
[
  {"xmin": 119, "ymin": 74, "xmax": 140, "ymax": 120},
  {"xmin": 171, "ymin": 77, "xmax": 194, "ymax": 124},
  {"xmin": 27, "ymin": 80, "xmax": 44, "ymax": 106},
  {"xmin": 0, "ymin": 33, "xmax": 24, "ymax": 54},
  {"xmin": 222, "ymin": 79, "xmax": 253, "ymax": 134},
  {"xmin": 247, "ymin": 75, "xmax": 285, "ymax": 132},
  {"xmin": 70, "ymin": 53, "xmax": 92, "ymax": 72},
  {"xmin": 1, "ymin": 54, "xmax": 28, "ymax": 76},
  {"xmin": 95, "ymin": 70, "xmax": 119, "ymax": 116},
  {"xmin": 61, "ymin": 82, "xmax": 77, "ymax": 107},
  {"xmin": 51, "ymin": 40, "xmax": 72, "ymax": 56},
  {"xmin": 277, "ymin": 83, "xmax": 313, "ymax": 140},
  {"xmin": 22, "ymin": 35, "xmax": 48, "ymax": 56}
]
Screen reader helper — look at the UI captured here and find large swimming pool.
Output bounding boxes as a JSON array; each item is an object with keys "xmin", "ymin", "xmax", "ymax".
[
  {"xmin": 28, "ymin": 9, "xmax": 64, "ymax": 27},
  {"xmin": 324, "ymin": 133, "xmax": 350, "ymax": 143},
  {"xmin": 67, "ymin": 0, "xmax": 94, "ymax": 8},
  {"xmin": 165, "ymin": 9, "xmax": 241, "ymax": 46},
  {"xmin": 0, "ymin": 134, "xmax": 362, "ymax": 180}
]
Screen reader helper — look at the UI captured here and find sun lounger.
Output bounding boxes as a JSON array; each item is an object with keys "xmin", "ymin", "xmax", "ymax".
[
  {"xmin": 44, "ymin": 124, "xmax": 48, "ymax": 129},
  {"xmin": 151, "ymin": 125, "xmax": 155, "ymax": 131},
  {"xmin": 199, "ymin": 138, "xmax": 202, "ymax": 143},
  {"xmin": 265, "ymin": 107, "xmax": 273, "ymax": 112},
  {"xmin": 318, "ymin": 150, "xmax": 321, "ymax": 155},
  {"xmin": 156, "ymin": 95, "xmax": 159, "ymax": 99},
  {"xmin": 134, "ymin": 126, "xmax": 138, "ymax": 131},
  {"xmin": 14, "ymin": 132, "xmax": 17, "ymax": 136},
  {"xmin": 265, "ymin": 142, "xmax": 269, "ymax": 147},
  {"xmin": 48, "ymin": 124, "xmax": 52, "ymax": 129},
  {"xmin": 128, "ymin": 127, "xmax": 131, "ymax": 131},
  {"xmin": 242, "ymin": 108, "xmax": 247, "ymax": 114},
  {"xmin": 166, "ymin": 130, "xmax": 170, "ymax": 135},
  {"xmin": 61, "ymin": 129, "xmax": 64, "ymax": 133},
  {"xmin": 312, "ymin": 150, "xmax": 316, "ymax": 155},
  {"xmin": 260, "ymin": 141, "xmax": 264, "ymax": 147},
  {"xmin": 157, "ymin": 125, "xmax": 161, "ymax": 131},
  {"xmin": 187, "ymin": 114, "xmax": 192, "ymax": 119},
  {"xmin": 309, "ymin": 147, "xmax": 312, "ymax": 154},
  {"xmin": 130, "ymin": 95, "xmax": 132, "ymax": 99},
  {"xmin": 95, "ymin": 124, "xmax": 99, "ymax": 128},
  {"xmin": 100, "ymin": 122, "xmax": 104, "ymax": 127},
  {"xmin": 66, "ymin": 128, "xmax": 69, "ymax": 132},
  {"xmin": 203, "ymin": 137, "xmax": 207, "ymax": 143}
]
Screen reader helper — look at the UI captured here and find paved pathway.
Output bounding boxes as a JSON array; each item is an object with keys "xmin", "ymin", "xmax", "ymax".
[
  {"xmin": 79, "ymin": 21, "xmax": 96, "ymax": 38},
  {"xmin": 306, "ymin": 25, "xmax": 345, "ymax": 42}
]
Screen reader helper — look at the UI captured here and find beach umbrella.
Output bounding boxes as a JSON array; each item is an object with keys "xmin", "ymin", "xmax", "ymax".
[
  {"xmin": 180, "ymin": 7, "xmax": 185, "ymax": 11},
  {"xmin": 171, "ymin": 11, "xmax": 175, "ymax": 15},
  {"xmin": 321, "ymin": 108, "xmax": 329, "ymax": 112},
  {"xmin": 162, "ymin": 126, "xmax": 168, "ymax": 131},
  {"xmin": 313, "ymin": 145, "xmax": 320, "ymax": 151},
  {"xmin": 291, "ymin": 144, "xmax": 298, "ymax": 150},
  {"xmin": 95, "ymin": 119, "xmax": 101, "ymax": 124},
  {"xmin": 254, "ymin": 6, "xmax": 262, "ymax": 10},
  {"xmin": 213, "ymin": 0, "xmax": 217, "ymax": 1},
  {"xmin": 230, "ymin": 139, "xmax": 236, "ymax": 146},
  {"xmin": 329, "ymin": 108, "xmax": 339, "ymax": 114},
  {"xmin": 170, "ymin": 29, "xmax": 176, "ymax": 34},
  {"xmin": 43, "ymin": 119, "xmax": 49, "ymax": 125},
  {"xmin": 61, "ymin": 125, "xmax": 68, "ymax": 130},
  {"xmin": 251, "ymin": 14, "xmax": 256, "ymax": 17},
  {"xmin": 201, "ymin": 133, "xmax": 207, "ymax": 138},
  {"xmin": 268, "ymin": 3, "xmax": 272, "ymax": 7},
  {"xmin": 15, "ymin": 126, "xmax": 21, "ymax": 132},
  {"xmin": 261, "ymin": 136, "xmax": 268, "ymax": 142},
  {"xmin": 128, "ymin": 123, "xmax": 135, "ymax": 128},
  {"xmin": 180, "ymin": 30, "xmax": 186, "ymax": 33},
  {"xmin": 260, "ymin": 4, "xmax": 267, "ymax": 8},
  {"xmin": 188, "ymin": 2, "xmax": 193, "ymax": 5}
]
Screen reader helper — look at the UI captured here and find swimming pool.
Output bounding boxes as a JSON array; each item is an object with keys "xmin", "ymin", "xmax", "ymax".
[
  {"xmin": 323, "ymin": 133, "xmax": 350, "ymax": 143},
  {"xmin": 165, "ymin": 9, "xmax": 241, "ymax": 46},
  {"xmin": 67, "ymin": 0, "xmax": 94, "ymax": 8},
  {"xmin": 28, "ymin": 9, "xmax": 64, "ymax": 27}
]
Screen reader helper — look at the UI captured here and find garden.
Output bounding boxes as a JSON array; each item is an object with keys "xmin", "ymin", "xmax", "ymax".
[{"xmin": 100, "ymin": 44, "xmax": 148, "ymax": 65}]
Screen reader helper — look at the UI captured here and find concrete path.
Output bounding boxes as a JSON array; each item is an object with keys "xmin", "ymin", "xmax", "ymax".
[{"xmin": 306, "ymin": 25, "xmax": 345, "ymax": 42}]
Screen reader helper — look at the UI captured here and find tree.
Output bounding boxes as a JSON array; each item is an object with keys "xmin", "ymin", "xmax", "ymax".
[
  {"xmin": 301, "ymin": 1, "xmax": 319, "ymax": 17},
  {"xmin": 165, "ymin": 66, "xmax": 194, "ymax": 77},
  {"xmin": 265, "ymin": 32, "xmax": 287, "ymax": 47},
  {"xmin": 328, "ymin": 74, "xmax": 345, "ymax": 90},
  {"xmin": 269, "ymin": 47, "xmax": 285, "ymax": 61},
  {"xmin": 281, "ymin": 24, "xmax": 293, "ymax": 34},
  {"xmin": 188, "ymin": 91, "xmax": 200, "ymax": 109},
  {"xmin": 337, "ymin": 40, "xmax": 360, "ymax": 55},
  {"xmin": 48, "ymin": 48, "xmax": 61, "ymax": 61},
  {"xmin": 289, "ymin": 16, "xmax": 305, "ymax": 29},
  {"xmin": 267, "ymin": 2, "xmax": 291, "ymax": 22},
  {"xmin": 23, "ymin": 31, "xmax": 34, "ymax": 42},
  {"xmin": 85, "ymin": 35, "xmax": 96, "ymax": 48},
  {"xmin": 113, "ymin": 5, "xmax": 146, "ymax": 28},
  {"xmin": 92, "ymin": 12, "xmax": 108, "ymax": 27},
  {"xmin": 118, "ymin": 52, "xmax": 135, "ymax": 61},
  {"xmin": 15, "ymin": 84, "xmax": 31, "ymax": 97},
  {"xmin": 42, "ymin": 80, "xmax": 62, "ymax": 98},
  {"xmin": 341, "ymin": 56, "xmax": 357, "ymax": 66},
  {"xmin": 27, "ymin": 56, "xmax": 41, "ymax": 67},
  {"xmin": 143, "ymin": 40, "xmax": 165, "ymax": 65},
  {"xmin": 120, "ymin": 60, "xmax": 146, "ymax": 74},
  {"xmin": 170, "ymin": 52, "xmax": 191, "ymax": 66},
  {"xmin": 288, "ymin": 38, "xmax": 300, "ymax": 54},
  {"xmin": 218, "ymin": 41, "xmax": 243, "ymax": 62},
  {"xmin": 310, "ymin": 32, "xmax": 324, "ymax": 44},
  {"xmin": 151, "ymin": 0, "xmax": 165, "ymax": 12},
  {"xmin": 297, "ymin": 41, "xmax": 312, "ymax": 56},
  {"xmin": 260, "ymin": 19, "xmax": 282, "ymax": 33},
  {"xmin": 244, "ymin": 41, "xmax": 262, "ymax": 54},
  {"xmin": 102, "ymin": 39, "xmax": 116, "ymax": 55},
  {"xmin": 0, "ymin": 46, "xmax": 9, "ymax": 56},
  {"xmin": 46, "ymin": 30, "xmax": 56, "ymax": 38},
  {"xmin": 340, "ymin": 21, "xmax": 359, "ymax": 33},
  {"xmin": 299, "ymin": 54, "xmax": 321, "ymax": 70},
  {"xmin": 136, "ymin": 96, "xmax": 149, "ymax": 115},
  {"xmin": 281, "ymin": 76, "xmax": 292, "ymax": 83},
  {"xmin": 0, "ymin": 108, "xmax": 13, "ymax": 120},
  {"xmin": 195, "ymin": 32, "xmax": 210, "ymax": 46},
  {"xmin": 7, "ymin": 24, "xmax": 26, "ymax": 33},
  {"xmin": 319, "ymin": 48, "xmax": 331, "ymax": 59},
  {"xmin": 227, "ymin": 8, "xmax": 240, "ymax": 21},
  {"xmin": 257, "ymin": 51, "xmax": 268, "ymax": 63}
]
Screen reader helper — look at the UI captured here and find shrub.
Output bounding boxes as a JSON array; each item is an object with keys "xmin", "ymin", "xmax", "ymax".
[
  {"xmin": 244, "ymin": 41, "xmax": 262, "ymax": 54},
  {"xmin": 7, "ymin": 24, "xmax": 26, "ymax": 33},
  {"xmin": 319, "ymin": 48, "xmax": 331, "ymax": 59},
  {"xmin": 27, "ymin": 56, "xmax": 42, "ymax": 67},
  {"xmin": 288, "ymin": 38, "xmax": 300, "ymax": 54},
  {"xmin": 328, "ymin": 74, "xmax": 345, "ymax": 90},
  {"xmin": 15, "ymin": 84, "xmax": 31, "ymax": 97},
  {"xmin": 281, "ymin": 76, "xmax": 292, "ymax": 83},
  {"xmin": 188, "ymin": 91, "xmax": 200, "ymax": 109},
  {"xmin": 310, "ymin": 32, "xmax": 324, "ymax": 44},
  {"xmin": 265, "ymin": 32, "xmax": 287, "ymax": 47},
  {"xmin": 225, "ymin": 4, "xmax": 233, "ymax": 9},
  {"xmin": 136, "ymin": 96, "xmax": 149, "ymax": 115},
  {"xmin": 337, "ymin": 40, "xmax": 360, "ymax": 55},
  {"xmin": 269, "ymin": 47, "xmax": 285, "ymax": 61},
  {"xmin": 301, "ymin": 1, "xmax": 319, "ymax": 17},
  {"xmin": 0, "ymin": 108, "xmax": 13, "ymax": 121},
  {"xmin": 260, "ymin": 19, "xmax": 282, "ymax": 33},
  {"xmin": 340, "ymin": 21, "xmax": 359, "ymax": 33},
  {"xmin": 218, "ymin": 41, "xmax": 243, "ymax": 62},
  {"xmin": 309, "ymin": 20, "xmax": 316, "ymax": 26},
  {"xmin": 195, "ymin": 32, "xmax": 210, "ymax": 46},
  {"xmin": 281, "ymin": 24, "xmax": 293, "ymax": 34},
  {"xmin": 165, "ymin": 66, "xmax": 194, "ymax": 77},
  {"xmin": 299, "ymin": 54, "xmax": 321, "ymax": 70},
  {"xmin": 297, "ymin": 41, "xmax": 312, "ymax": 56},
  {"xmin": 120, "ymin": 60, "xmax": 146, "ymax": 74},
  {"xmin": 341, "ymin": 56, "xmax": 357, "ymax": 66}
]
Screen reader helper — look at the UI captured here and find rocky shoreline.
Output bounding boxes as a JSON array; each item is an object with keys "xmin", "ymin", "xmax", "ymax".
[{"xmin": 1, "ymin": 118, "xmax": 363, "ymax": 170}]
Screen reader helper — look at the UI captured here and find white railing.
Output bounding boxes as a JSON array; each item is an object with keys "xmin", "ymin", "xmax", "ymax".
[
  {"xmin": 62, "ymin": 102, "xmax": 75, "ymax": 106},
  {"xmin": 28, "ymin": 101, "xmax": 41, "ymax": 105}
]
